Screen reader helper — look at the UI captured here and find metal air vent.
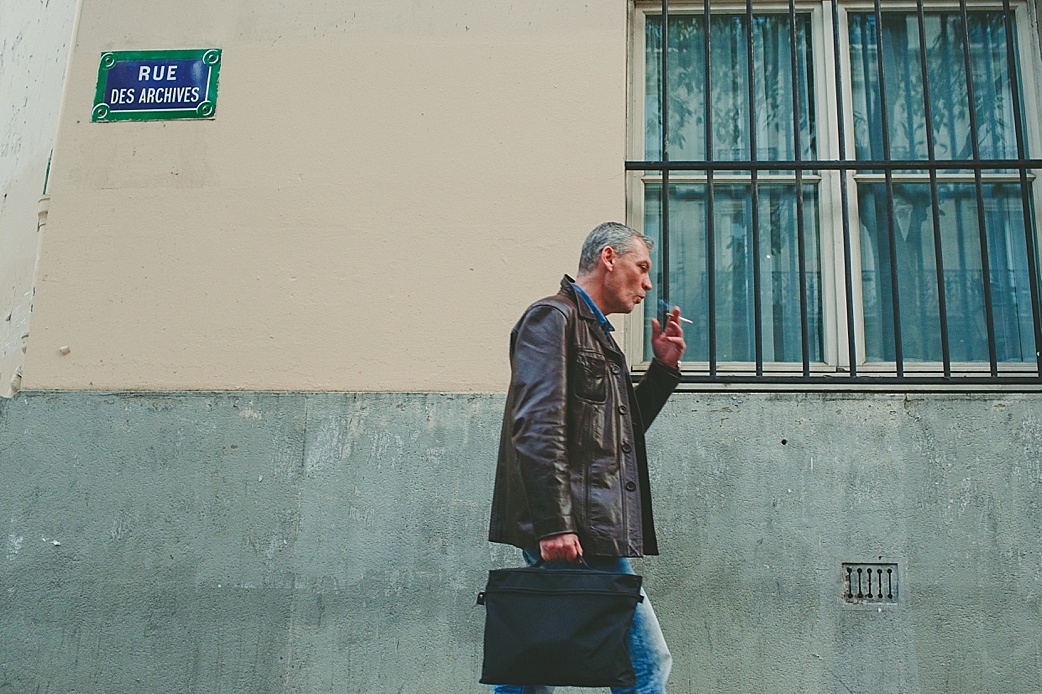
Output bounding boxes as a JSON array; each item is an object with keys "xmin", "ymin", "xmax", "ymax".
[{"xmin": 843, "ymin": 562, "xmax": 898, "ymax": 604}]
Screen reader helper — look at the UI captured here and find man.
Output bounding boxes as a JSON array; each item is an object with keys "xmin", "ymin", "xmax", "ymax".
[{"xmin": 488, "ymin": 221, "xmax": 686, "ymax": 694}]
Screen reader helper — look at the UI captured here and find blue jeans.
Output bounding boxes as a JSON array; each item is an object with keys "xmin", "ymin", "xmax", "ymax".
[{"xmin": 490, "ymin": 551, "xmax": 672, "ymax": 694}]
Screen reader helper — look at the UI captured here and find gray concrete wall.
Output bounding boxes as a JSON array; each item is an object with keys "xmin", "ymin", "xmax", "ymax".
[{"xmin": 2, "ymin": 390, "xmax": 1041, "ymax": 693}]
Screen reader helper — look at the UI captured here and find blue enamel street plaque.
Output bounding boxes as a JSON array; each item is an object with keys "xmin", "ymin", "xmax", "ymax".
[{"xmin": 93, "ymin": 49, "xmax": 221, "ymax": 122}]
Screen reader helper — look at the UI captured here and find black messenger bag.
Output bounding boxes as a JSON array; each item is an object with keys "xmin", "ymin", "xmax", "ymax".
[{"xmin": 476, "ymin": 562, "xmax": 644, "ymax": 687}]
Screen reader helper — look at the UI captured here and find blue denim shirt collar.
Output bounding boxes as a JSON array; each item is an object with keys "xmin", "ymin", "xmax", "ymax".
[{"xmin": 571, "ymin": 282, "xmax": 614, "ymax": 333}]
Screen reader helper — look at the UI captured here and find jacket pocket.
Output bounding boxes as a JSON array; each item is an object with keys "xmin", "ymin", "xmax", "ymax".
[{"xmin": 573, "ymin": 349, "xmax": 607, "ymax": 403}]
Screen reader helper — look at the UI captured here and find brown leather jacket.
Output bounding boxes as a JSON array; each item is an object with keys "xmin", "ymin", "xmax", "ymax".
[{"xmin": 488, "ymin": 277, "xmax": 681, "ymax": 557}]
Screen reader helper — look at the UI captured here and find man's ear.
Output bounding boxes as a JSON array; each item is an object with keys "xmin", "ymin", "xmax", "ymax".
[{"xmin": 601, "ymin": 246, "xmax": 617, "ymax": 271}]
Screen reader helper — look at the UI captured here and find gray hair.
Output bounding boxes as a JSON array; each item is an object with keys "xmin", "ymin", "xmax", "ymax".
[{"xmin": 577, "ymin": 222, "xmax": 654, "ymax": 274}]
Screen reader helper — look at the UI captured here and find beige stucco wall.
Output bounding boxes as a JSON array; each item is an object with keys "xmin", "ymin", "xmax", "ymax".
[
  {"xmin": 21, "ymin": 0, "xmax": 630, "ymax": 392},
  {"xmin": 0, "ymin": 0, "xmax": 77, "ymax": 396}
]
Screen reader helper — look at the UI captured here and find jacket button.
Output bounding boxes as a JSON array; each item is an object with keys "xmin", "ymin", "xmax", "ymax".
[
  {"xmin": 621, "ymin": 442, "xmax": 632, "ymax": 453},
  {"xmin": 618, "ymin": 405, "xmax": 628, "ymax": 415},
  {"xmin": 625, "ymin": 481, "xmax": 637, "ymax": 492},
  {"xmin": 611, "ymin": 365, "xmax": 621, "ymax": 374}
]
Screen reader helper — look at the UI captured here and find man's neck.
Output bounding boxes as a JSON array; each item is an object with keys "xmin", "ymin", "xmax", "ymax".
[{"xmin": 573, "ymin": 275, "xmax": 610, "ymax": 316}]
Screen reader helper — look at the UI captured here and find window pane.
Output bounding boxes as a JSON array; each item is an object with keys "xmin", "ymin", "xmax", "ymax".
[
  {"xmin": 849, "ymin": 11, "xmax": 1021, "ymax": 162},
  {"xmin": 859, "ymin": 182, "xmax": 1036, "ymax": 362},
  {"xmin": 646, "ymin": 13, "xmax": 815, "ymax": 162},
  {"xmin": 644, "ymin": 183, "xmax": 823, "ymax": 363}
]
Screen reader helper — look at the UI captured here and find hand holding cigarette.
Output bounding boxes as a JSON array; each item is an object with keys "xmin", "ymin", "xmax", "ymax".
[{"xmin": 651, "ymin": 300, "xmax": 688, "ymax": 369}]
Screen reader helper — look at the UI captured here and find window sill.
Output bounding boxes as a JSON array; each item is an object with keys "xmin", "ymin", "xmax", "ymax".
[{"xmin": 630, "ymin": 361, "xmax": 1042, "ymax": 392}]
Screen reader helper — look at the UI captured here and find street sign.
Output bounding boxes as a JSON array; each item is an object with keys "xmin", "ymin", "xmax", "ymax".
[{"xmin": 92, "ymin": 49, "xmax": 222, "ymax": 122}]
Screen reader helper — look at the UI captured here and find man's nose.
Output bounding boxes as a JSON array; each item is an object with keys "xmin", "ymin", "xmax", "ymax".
[{"xmin": 642, "ymin": 276, "xmax": 653, "ymax": 291}]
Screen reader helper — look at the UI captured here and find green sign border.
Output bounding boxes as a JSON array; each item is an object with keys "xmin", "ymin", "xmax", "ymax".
[{"xmin": 92, "ymin": 49, "xmax": 222, "ymax": 123}]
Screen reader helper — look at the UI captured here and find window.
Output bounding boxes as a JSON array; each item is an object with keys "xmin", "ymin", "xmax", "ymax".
[{"xmin": 628, "ymin": 1, "xmax": 1042, "ymax": 383}]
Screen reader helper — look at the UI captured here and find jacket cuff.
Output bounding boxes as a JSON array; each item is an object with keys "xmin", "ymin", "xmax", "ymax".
[
  {"xmin": 649, "ymin": 358, "xmax": 682, "ymax": 382},
  {"xmin": 533, "ymin": 517, "xmax": 577, "ymax": 540}
]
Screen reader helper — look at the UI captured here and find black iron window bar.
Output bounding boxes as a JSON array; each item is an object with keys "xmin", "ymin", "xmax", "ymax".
[{"xmin": 628, "ymin": 0, "xmax": 1042, "ymax": 386}]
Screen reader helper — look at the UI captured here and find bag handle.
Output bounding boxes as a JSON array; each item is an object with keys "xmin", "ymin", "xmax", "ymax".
[
  {"xmin": 531, "ymin": 556, "xmax": 591, "ymax": 569},
  {"xmin": 531, "ymin": 556, "xmax": 645, "ymax": 602},
  {"xmin": 476, "ymin": 557, "xmax": 645, "ymax": 605}
]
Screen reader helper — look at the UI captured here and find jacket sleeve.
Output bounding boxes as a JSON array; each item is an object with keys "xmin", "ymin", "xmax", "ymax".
[
  {"xmin": 509, "ymin": 304, "xmax": 577, "ymax": 540},
  {"xmin": 634, "ymin": 358, "xmax": 681, "ymax": 431}
]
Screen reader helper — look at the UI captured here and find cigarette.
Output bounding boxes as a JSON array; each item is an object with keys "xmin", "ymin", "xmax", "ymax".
[{"xmin": 658, "ymin": 300, "xmax": 693, "ymax": 324}]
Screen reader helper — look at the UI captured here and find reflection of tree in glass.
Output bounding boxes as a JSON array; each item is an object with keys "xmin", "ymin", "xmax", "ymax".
[
  {"xmin": 850, "ymin": 11, "xmax": 1013, "ymax": 162},
  {"xmin": 645, "ymin": 14, "xmax": 814, "ymax": 162}
]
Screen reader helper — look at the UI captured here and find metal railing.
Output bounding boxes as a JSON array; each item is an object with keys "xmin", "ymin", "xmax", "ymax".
[{"xmin": 627, "ymin": 0, "xmax": 1042, "ymax": 386}]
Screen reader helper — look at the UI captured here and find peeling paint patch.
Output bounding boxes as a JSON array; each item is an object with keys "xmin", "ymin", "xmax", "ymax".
[
  {"xmin": 239, "ymin": 407, "xmax": 262, "ymax": 420},
  {"xmin": 264, "ymin": 535, "xmax": 287, "ymax": 561},
  {"xmin": 6, "ymin": 533, "xmax": 23, "ymax": 560},
  {"xmin": 110, "ymin": 511, "xmax": 131, "ymax": 541},
  {"xmin": 1016, "ymin": 416, "xmax": 1042, "ymax": 482},
  {"xmin": 305, "ymin": 417, "xmax": 341, "ymax": 474}
]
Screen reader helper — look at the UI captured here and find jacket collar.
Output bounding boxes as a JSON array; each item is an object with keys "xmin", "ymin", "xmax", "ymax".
[
  {"xmin": 559, "ymin": 275, "xmax": 624, "ymax": 359},
  {"xmin": 572, "ymin": 284, "xmax": 613, "ymax": 333}
]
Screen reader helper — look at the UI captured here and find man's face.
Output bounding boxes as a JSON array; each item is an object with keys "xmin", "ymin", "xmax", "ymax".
[{"xmin": 602, "ymin": 241, "xmax": 653, "ymax": 315}]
